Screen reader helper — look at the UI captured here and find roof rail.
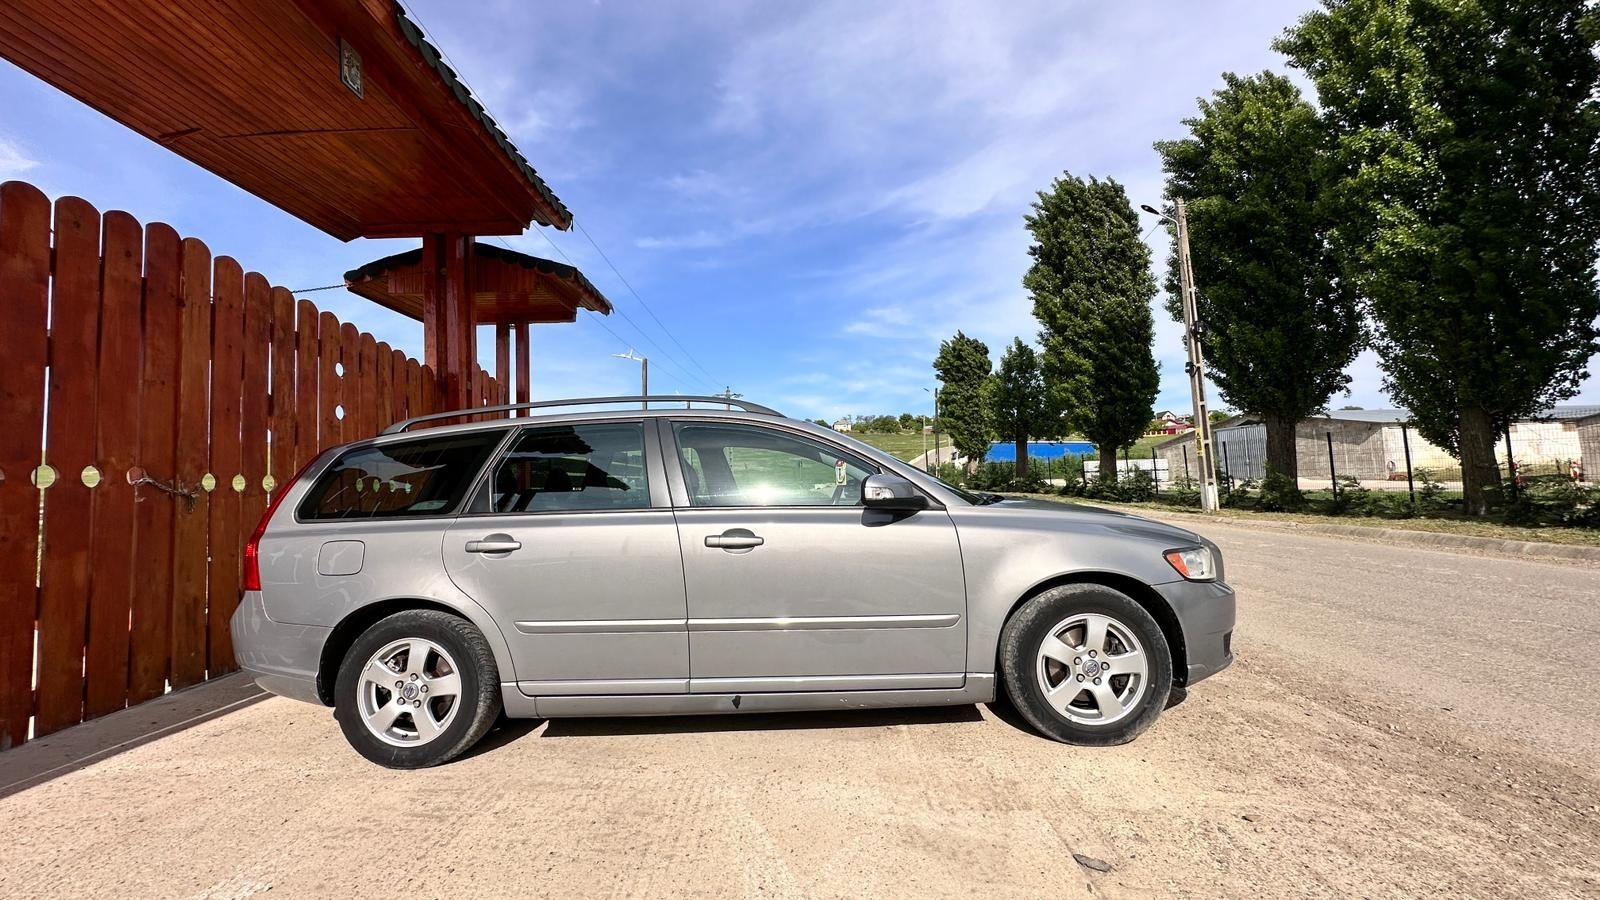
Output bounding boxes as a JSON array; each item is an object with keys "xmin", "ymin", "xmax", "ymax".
[{"xmin": 382, "ymin": 395, "xmax": 785, "ymax": 435}]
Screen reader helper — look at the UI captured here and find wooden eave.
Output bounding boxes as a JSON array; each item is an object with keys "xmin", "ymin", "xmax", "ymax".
[
  {"xmin": 344, "ymin": 241, "xmax": 613, "ymax": 325},
  {"xmin": 0, "ymin": 0, "xmax": 572, "ymax": 240}
]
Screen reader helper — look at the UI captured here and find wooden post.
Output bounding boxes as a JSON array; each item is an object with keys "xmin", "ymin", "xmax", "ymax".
[
  {"xmin": 421, "ymin": 232, "xmax": 476, "ymax": 411},
  {"xmin": 495, "ymin": 322, "xmax": 511, "ymax": 405},
  {"xmin": 515, "ymin": 321, "xmax": 531, "ymax": 410}
]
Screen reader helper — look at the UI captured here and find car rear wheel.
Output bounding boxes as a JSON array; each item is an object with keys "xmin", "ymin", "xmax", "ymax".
[
  {"xmin": 999, "ymin": 583, "xmax": 1172, "ymax": 746},
  {"xmin": 334, "ymin": 610, "xmax": 502, "ymax": 768}
]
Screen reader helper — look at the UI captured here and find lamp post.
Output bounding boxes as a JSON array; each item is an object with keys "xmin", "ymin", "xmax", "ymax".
[
  {"xmin": 612, "ymin": 350, "xmax": 647, "ymax": 409},
  {"xmin": 1141, "ymin": 200, "xmax": 1219, "ymax": 513},
  {"xmin": 924, "ymin": 386, "xmax": 941, "ymax": 472}
]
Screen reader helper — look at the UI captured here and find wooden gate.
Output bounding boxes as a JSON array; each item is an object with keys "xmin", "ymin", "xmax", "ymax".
[{"xmin": 0, "ymin": 180, "xmax": 500, "ymax": 749}]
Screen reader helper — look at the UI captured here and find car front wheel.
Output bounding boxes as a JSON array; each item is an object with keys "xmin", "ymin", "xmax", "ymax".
[
  {"xmin": 999, "ymin": 583, "xmax": 1172, "ymax": 745},
  {"xmin": 334, "ymin": 610, "xmax": 502, "ymax": 768}
]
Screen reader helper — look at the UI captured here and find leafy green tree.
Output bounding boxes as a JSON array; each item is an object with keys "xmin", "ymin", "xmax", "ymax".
[
  {"xmin": 1026, "ymin": 173, "xmax": 1160, "ymax": 480},
  {"xmin": 1155, "ymin": 71, "xmax": 1363, "ymax": 484},
  {"xmin": 987, "ymin": 339, "xmax": 1057, "ymax": 477},
  {"xmin": 812, "ymin": 419, "xmax": 830, "ymax": 428},
  {"xmin": 933, "ymin": 331, "xmax": 994, "ymax": 468},
  {"xmin": 898, "ymin": 412, "xmax": 916, "ymax": 432},
  {"xmin": 1279, "ymin": 0, "xmax": 1600, "ymax": 514}
]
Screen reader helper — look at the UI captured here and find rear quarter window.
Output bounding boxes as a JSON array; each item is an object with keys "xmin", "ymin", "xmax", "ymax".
[{"xmin": 297, "ymin": 431, "xmax": 503, "ymax": 520}]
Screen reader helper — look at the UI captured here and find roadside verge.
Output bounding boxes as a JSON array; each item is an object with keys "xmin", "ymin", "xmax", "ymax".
[{"xmin": 1045, "ymin": 499, "xmax": 1600, "ymax": 565}]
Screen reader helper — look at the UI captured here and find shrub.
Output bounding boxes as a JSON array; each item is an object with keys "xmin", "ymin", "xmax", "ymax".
[{"xmin": 1256, "ymin": 470, "xmax": 1304, "ymax": 512}]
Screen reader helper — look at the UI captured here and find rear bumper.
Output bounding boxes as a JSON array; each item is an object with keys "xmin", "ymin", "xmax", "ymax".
[
  {"xmin": 1155, "ymin": 579, "xmax": 1236, "ymax": 686},
  {"xmin": 230, "ymin": 591, "xmax": 331, "ymax": 705}
]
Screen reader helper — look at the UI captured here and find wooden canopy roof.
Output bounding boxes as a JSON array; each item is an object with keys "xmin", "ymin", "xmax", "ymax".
[
  {"xmin": 345, "ymin": 242, "xmax": 613, "ymax": 324},
  {"xmin": 0, "ymin": 0, "xmax": 571, "ymax": 240}
]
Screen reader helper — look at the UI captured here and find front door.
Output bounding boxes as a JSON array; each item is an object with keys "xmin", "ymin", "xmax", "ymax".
[
  {"xmin": 442, "ymin": 419, "xmax": 688, "ymax": 694},
  {"xmin": 665, "ymin": 420, "xmax": 967, "ymax": 693}
]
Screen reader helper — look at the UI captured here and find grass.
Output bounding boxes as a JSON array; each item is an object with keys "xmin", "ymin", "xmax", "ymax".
[
  {"xmin": 1017, "ymin": 492, "xmax": 1600, "ymax": 548},
  {"xmin": 850, "ymin": 431, "xmax": 938, "ymax": 461}
]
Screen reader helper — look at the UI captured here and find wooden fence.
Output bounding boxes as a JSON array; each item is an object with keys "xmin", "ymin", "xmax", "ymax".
[{"xmin": 0, "ymin": 180, "xmax": 500, "ymax": 750}]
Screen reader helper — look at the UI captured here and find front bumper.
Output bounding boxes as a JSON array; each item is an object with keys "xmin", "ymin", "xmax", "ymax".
[
  {"xmin": 230, "ymin": 590, "xmax": 331, "ymax": 705},
  {"xmin": 1154, "ymin": 578, "xmax": 1236, "ymax": 685}
]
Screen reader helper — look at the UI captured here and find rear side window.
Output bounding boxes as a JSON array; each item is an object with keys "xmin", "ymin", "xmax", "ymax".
[
  {"xmin": 488, "ymin": 423, "xmax": 649, "ymax": 513},
  {"xmin": 296, "ymin": 431, "xmax": 503, "ymax": 520}
]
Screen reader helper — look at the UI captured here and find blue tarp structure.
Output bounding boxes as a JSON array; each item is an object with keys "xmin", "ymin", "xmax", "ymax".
[{"xmin": 984, "ymin": 441, "xmax": 1096, "ymax": 462}]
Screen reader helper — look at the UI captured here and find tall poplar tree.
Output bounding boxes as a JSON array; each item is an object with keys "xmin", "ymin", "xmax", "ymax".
[
  {"xmin": 1279, "ymin": 0, "xmax": 1600, "ymax": 514},
  {"xmin": 1155, "ymin": 71, "xmax": 1363, "ymax": 483},
  {"xmin": 933, "ymin": 331, "xmax": 994, "ymax": 469},
  {"xmin": 1026, "ymin": 174, "xmax": 1159, "ymax": 480}
]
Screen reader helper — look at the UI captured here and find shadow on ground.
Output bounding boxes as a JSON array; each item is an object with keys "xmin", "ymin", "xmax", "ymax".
[
  {"xmin": 0, "ymin": 673, "xmax": 269, "ymax": 800},
  {"xmin": 537, "ymin": 703, "xmax": 985, "ymax": 739}
]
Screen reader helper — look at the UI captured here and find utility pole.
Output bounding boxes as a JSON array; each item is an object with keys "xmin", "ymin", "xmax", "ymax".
[
  {"xmin": 1173, "ymin": 198, "xmax": 1220, "ymax": 512},
  {"xmin": 924, "ymin": 386, "xmax": 941, "ymax": 472},
  {"xmin": 1144, "ymin": 199, "xmax": 1219, "ymax": 512},
  {"xmin": 719, "ymin": 385, "xmax": 742, "ymax": 410}
]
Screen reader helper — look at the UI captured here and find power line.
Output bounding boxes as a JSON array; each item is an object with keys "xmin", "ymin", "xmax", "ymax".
[
  {"xmin": 574, "ymin": 221, "xmax": 722, "ymax": 386},
  {"xmin": 393, "ymin": 0, "xmax": 724, "ymax": 396}
]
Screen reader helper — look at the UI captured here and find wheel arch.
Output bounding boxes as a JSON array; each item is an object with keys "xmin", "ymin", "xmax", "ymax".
[
  {"xmin": 315, "ymin": 596, "xmax": 514, "ymax": 706},
  {"xmin": 1000, "ymin": 571, "xmax": 1189, "ymax": 686}
]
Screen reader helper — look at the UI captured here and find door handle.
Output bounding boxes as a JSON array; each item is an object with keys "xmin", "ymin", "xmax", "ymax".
[
  {"xmin": 465, "ymin": 535, "xmax": 522, "ymax": 554},
  {"xmin": 705, "ymin": 530, "xmax": 764, "ymax": 550}
]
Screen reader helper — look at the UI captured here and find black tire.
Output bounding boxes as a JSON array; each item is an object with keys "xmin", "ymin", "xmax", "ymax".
[
  {"xmin": 334, "ymin": 610, "xmax": 502, "ymax": 768},
  {"xmin": 999, "ymin": 583, "xmax": 1172, "ymax": 746}
]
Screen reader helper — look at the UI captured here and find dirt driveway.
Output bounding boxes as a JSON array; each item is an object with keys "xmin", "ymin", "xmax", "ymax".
[{"xmin": 2, "ymin": 521, "xmax": 1597, "ymax": 898}]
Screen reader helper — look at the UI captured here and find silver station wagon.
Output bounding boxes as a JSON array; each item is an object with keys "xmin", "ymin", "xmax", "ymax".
[{"xmin": 231, "ymin": 397, "xmax": 1234, "ymax": 768}]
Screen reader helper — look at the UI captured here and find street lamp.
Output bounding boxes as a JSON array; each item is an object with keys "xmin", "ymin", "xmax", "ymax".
[
  {"xmin": 1142, "ymin": 199, "xmax": 1219, "ymax": 513},
  {"xmin": 923, "ymin": 386, "xmax": 941, "ymax": 472},
  {"xmin": 612, "ymin": 349, "xmax": 648, "ymax": 409}
]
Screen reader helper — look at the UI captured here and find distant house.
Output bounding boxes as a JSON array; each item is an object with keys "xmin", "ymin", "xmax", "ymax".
[
  {"xmin": 1146, "ymin": 410, "xmax": 1193, "ymax": 437},
  {"xmin": 831, "ymin": 418, "xmax": 851, "ymax": 432}
]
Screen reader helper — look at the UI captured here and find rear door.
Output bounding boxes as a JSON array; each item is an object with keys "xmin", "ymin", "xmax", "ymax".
[
  {"xmin": 664, "ymin": 419, "xmax": 967, "ymax": 693},
  {"xmin": 442, "ymin": 419, "xmax": 689, "ymax": 695}
]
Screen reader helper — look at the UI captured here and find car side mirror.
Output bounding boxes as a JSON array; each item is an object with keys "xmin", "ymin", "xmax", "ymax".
[{"xmin": 861, "ymin": 473, "xmax": 928, "ymax": 511}]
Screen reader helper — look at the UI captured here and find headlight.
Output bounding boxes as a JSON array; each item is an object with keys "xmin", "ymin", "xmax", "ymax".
[{"xmin": 1164, "ymin": 546, "xmax": 1216, "ymax": 581}]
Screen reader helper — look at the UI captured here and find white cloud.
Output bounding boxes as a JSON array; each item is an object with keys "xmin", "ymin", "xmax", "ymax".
[
  {"xmin": 635, "ymin": 229, "xmax": 728, "ymax": 250},
  {"xmin": 0, "ymin": 136, "xmax": 39, "ymax": 179}
]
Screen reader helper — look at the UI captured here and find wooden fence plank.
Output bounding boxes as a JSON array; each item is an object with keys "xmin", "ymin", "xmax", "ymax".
[
  {"xmin": 421, "ymin": 364, "xmax": 439, "ymax": 416},
  {"xmin": 206, "ymin": 258, "xmax": 245, "ymax": 676},
  {"xmin": 128, "ymin": 222, "xmax": 181, "ymax": 706},
  {"xmin": 390, "ymin": 348, "xmax": 409, "ymax": 425},
  {"xmin": 240, "ymin": 273, "xmax": 272, "ymax": 548},
  {"xmin": 34, "ymin": 195, "xmax": 103, "ymax": 736},
  {"xmin": 295, "ymin": 299, "xmax": 320, "ymax": 469},
  {"xmin": 357, "ymin": 332, "xmax": 378, "ymax": 440},
  {"xmin": 318, "ymin": 311, "xmax": 341, "ymax": 452},
  {"xmin": 170, "ymin": 237, "xmax": 212, "ymax": 690},
  {"xmin": 0, "ymin": 182, "xmax": 53, "ymax": 749},
  {"xmin": 268, "ymin": 287, "xmax": 296, "ymax": 486},
  {"xmin": 406, "ymin": 358, "xmax": 423, "ymax": 423},
  {"xmin": 374, "ymin": 341, "xmax": 393, "ymax": 432},
  {"xmin": 84, "ymin": 209, "xmax": 143, "ymax": 720},
  {"xmin": 340, "ymin": 322, "xmax": 360, "ymax": 440}
]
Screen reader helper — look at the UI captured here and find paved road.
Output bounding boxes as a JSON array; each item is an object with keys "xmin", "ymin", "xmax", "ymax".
[
  {"xmin": 1, "ymin": 521, "xmax": 1596, "ymax": 897},
  {"xmin": 1184, "ymin": 515, "xmax": 1600, "ymax": 765}
]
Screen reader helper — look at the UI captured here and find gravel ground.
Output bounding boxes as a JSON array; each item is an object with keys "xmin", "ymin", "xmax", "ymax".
[{"xmin": 2, "ymin": 520, "xmax": 1597, "ymax": 898}]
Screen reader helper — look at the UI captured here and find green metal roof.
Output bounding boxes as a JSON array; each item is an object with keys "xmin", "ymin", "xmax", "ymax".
[{"xmin": 393, "ymin": 2, "xmax": 573, "ymax": 230}]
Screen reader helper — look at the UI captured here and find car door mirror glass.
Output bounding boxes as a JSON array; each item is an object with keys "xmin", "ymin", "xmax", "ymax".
[{"xmin": 861, "ymin": 473, "xmax": 928, "ymax": 511}]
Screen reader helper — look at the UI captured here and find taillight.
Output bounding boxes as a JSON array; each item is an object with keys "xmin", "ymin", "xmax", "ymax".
[{"xmin": 243, "ymin": 456, "xmax": 318, "ymax": 591}]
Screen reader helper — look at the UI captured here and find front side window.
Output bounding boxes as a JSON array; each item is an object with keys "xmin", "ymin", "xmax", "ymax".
[
  {"xmin": 672, "ymin": 422, "xmax": 875, "ymax": 507},
  {"xmin": 297, "ymin": 431, "xmax": 503, "ymax": 520},
  {"xmin": 488, "ymin": 423, "xmax": 649, "ymax": 513}
]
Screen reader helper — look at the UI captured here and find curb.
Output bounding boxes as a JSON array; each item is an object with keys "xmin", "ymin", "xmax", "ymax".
[{"xmin": 1074, "ymin": 503, "xmax": 1600, "ymax": 565}]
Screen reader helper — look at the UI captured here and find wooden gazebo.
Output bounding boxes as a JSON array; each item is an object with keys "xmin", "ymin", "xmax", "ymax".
[
  {"xmin": 345, "ymin": 242, "xmax": 613, "ymax": 408},
  {"xmin": 0, "ymin": 0, "xmax": 578, "ymax": 409}
]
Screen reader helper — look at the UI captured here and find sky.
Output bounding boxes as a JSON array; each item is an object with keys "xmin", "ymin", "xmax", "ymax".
[{"xmin": 3, "ymin": 0, "xmax": 1596, "ymax": 422}]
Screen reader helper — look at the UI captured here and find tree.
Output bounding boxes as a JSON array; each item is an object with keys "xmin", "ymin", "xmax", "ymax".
[
  {"xmin": 987, "ymin": 339, "xmax": 1056, "ymax": 477},
  {"xmin": 1279, "ymin": 0, "xmax": 1600, "ymax": 514},
  {"xmin": 933, "ymin": 331, "xmax": 994, "ymax": 468},
  {"xmin": 898, "ymin": 412, "xmax": 916, "ymax": 432},
  {"xmin": 812, "ymin": 419, "xmax": 830, "ymax": 428},
  {"xmin": 1026, "ymin": 173, "xmax": 1160, "ymax": 480},
  {"xmin": 1154, "ymin": 71, "xmax": 1363, "ymax": 485}
]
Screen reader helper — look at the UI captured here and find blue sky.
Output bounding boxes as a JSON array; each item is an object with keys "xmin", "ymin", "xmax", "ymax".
[{"xmin": 3, "ymin": 0, "xmax": 1595, "ymax": 421}]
